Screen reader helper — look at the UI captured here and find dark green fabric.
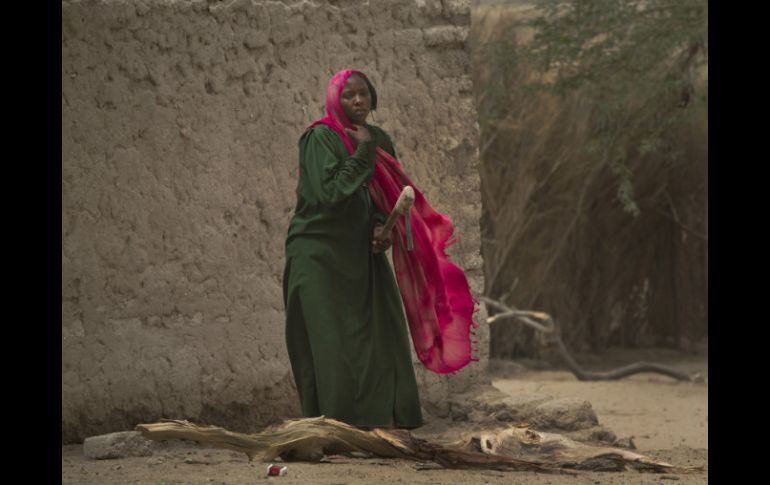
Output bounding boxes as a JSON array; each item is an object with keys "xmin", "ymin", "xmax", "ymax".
[{"xmin": 283, "ymin": 124, "xmax": 423, "ymax": 428}]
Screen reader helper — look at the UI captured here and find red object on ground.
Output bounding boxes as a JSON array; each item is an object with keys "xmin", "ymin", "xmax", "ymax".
[{"xmin": 266, "ymin": 464, "xmax": 288, "ymax": 477}]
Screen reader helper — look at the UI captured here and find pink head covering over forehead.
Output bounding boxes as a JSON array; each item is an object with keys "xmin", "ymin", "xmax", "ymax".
[
  {"xmin": 309, "ymin": 69, "xmax": 372, "ymax": 149},
  {"xmin": 305, "ymin": 68, "xmax": 479, "ymax": 374}
]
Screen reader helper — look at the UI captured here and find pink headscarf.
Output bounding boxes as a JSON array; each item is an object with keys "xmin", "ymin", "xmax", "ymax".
[{"xmin": 307, "ymin": 69, "xmax": 479, "ymax": 374}]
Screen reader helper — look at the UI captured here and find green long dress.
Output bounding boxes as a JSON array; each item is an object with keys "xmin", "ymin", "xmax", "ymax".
[{"xmin": 283, "ymin": 123, "xmax": 423, "ymax": 428}]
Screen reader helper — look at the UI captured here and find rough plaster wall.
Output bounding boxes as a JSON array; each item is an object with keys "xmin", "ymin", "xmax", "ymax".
[{"xmin": 62, "ymin": 0, "xmax": 486, "ymax": 443}]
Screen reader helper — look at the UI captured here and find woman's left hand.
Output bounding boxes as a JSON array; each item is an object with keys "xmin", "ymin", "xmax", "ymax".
[{"xmin": 372, "ymin": 225, "xmax": 392, "ymax": 254}]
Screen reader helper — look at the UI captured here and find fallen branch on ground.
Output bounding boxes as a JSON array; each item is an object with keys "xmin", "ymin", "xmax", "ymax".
[
  {"xmin": 480, "ymin": 296, "xmax": 692, "ymax": 382},
  {"xmin": 135, "ymin": 417, "xmax": 700, "ymax": 474}
]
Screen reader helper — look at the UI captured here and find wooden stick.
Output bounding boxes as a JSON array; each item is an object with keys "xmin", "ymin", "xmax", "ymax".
[{"xmin": 380, "ymin": 186, "xmax": 415, "ymax": 236}]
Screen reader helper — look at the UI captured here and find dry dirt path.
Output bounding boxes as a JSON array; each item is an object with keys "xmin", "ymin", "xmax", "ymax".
[{"xmin": 62, "ymin": 349, "xmax": 708, "ymax": 485}]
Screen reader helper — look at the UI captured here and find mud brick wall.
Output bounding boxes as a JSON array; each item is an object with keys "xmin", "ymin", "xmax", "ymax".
[{"xmin": 62, "ymin": 0, "xmax": 485, "ymax": 443}]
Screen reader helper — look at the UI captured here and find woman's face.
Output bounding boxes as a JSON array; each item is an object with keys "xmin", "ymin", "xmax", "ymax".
[{"xmin": 340, "ymin": 74, "xmax": 372, "ymax": 125}]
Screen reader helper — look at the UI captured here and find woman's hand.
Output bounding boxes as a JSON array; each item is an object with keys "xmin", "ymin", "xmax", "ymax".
[
  {"xmin": 372, "ymin": 224, "xmax": 392, "ymax": 254},
  {"xmin": 345, "ymin": 124, "xmax": 372, "ymax": 144}
]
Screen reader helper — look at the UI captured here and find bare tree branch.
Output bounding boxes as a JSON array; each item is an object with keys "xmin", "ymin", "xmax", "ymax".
[
  {"xmin": 134, "ymin": 417, "xmax": 699, "ymax": 474},
  {"xmin": 481, "ymin": 297, "xmax": 691, "ymax": 382}
]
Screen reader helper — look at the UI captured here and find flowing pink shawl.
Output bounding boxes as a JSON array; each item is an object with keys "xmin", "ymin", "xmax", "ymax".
[{"xmin": 306, "ymin": 69, "xmax": 479, "ymax": 374}]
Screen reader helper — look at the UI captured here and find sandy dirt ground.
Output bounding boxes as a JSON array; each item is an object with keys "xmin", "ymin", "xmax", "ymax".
[{"xmin": 62, "ymin": 349, "xmax": 708, "ymax": 485}]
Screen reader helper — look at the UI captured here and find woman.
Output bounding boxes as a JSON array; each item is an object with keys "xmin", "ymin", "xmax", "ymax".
[
  {"xmin": 283, "ymin": 69, "xmax": 476, "ymax": 429},
  {"xmin": 283, "ymin": 70, "xmax": 423, "ymax": 428}
]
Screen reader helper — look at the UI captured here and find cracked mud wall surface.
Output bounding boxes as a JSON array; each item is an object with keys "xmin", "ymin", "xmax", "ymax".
[{"xmin": 62, "ymin": 0, "xmax": 484, "ymax": 443}]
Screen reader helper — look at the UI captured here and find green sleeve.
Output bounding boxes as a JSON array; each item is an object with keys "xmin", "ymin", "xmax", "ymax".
[
  {"xmin": 299, "ymin": 126, "xmax": 378, "ymax": 207},
  {"xmin": 375, "ymin": 127, "xmax": 397, "ymax": 158}
]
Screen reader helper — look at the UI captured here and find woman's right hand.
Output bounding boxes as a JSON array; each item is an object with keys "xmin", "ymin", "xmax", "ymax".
[{"xmin": 345, "ymin": 124, "xmax": 372, "ymax": 144}]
